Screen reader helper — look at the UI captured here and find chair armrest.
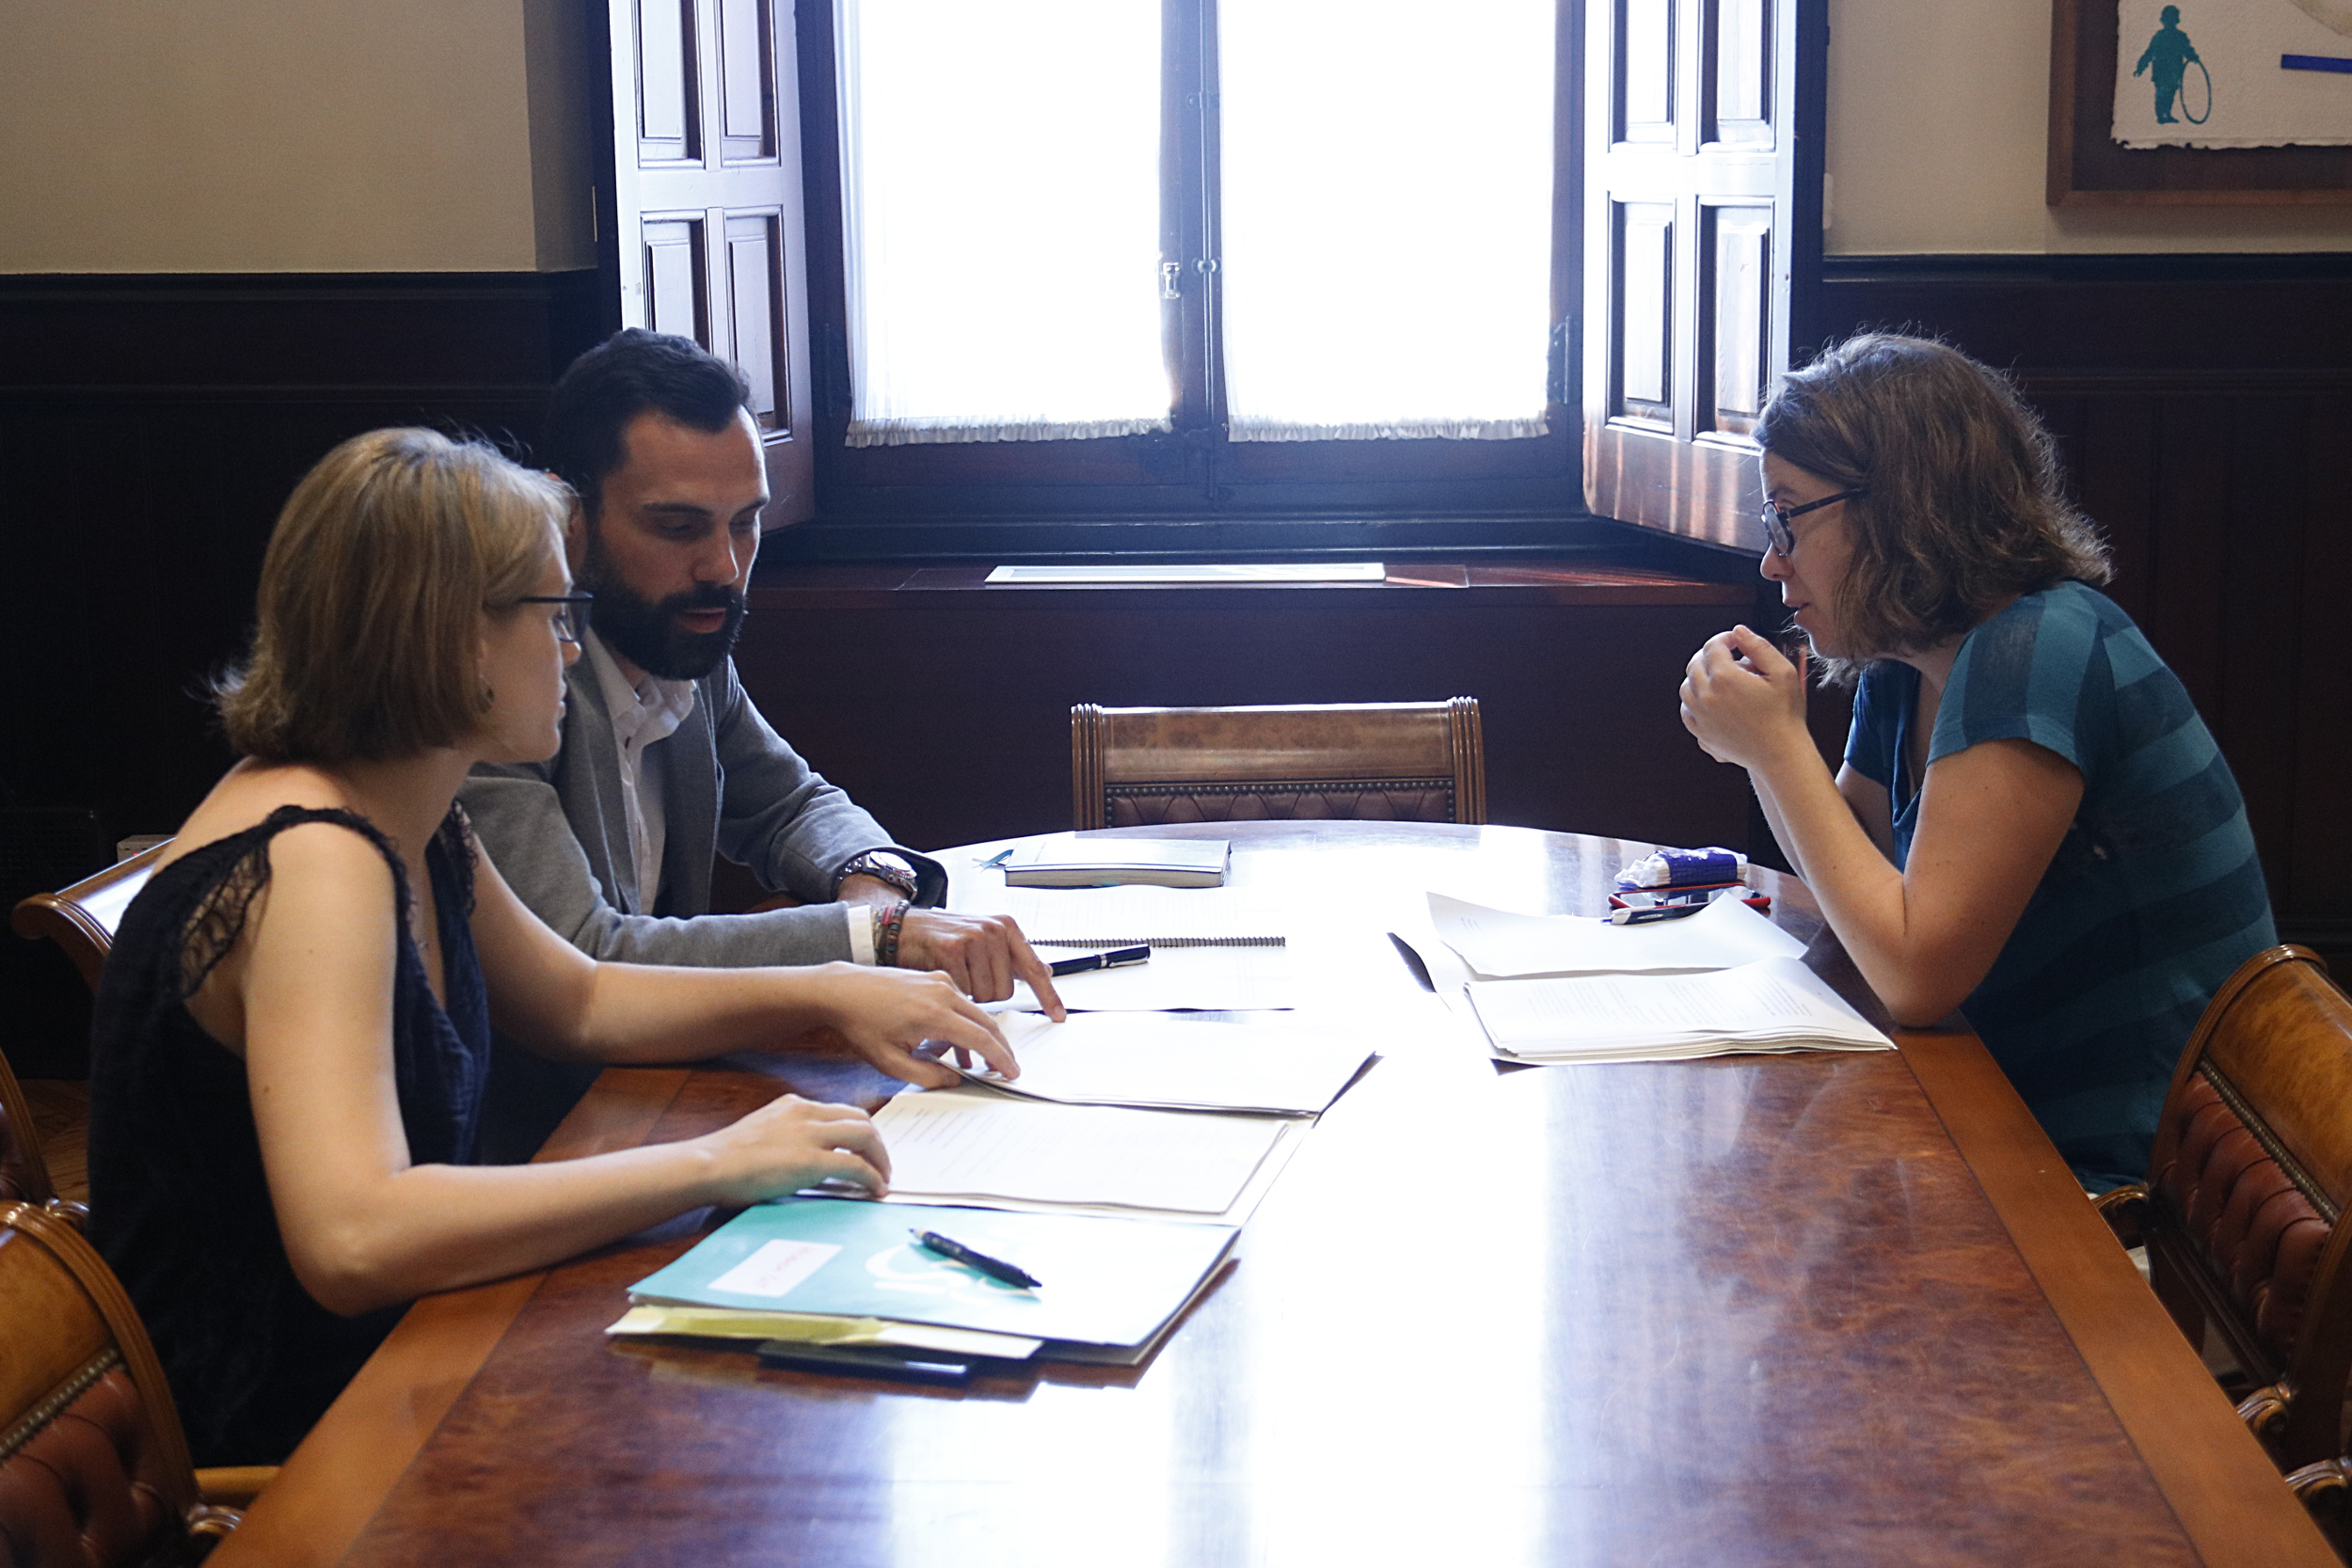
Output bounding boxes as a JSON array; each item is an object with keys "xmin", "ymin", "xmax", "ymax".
[
  {"xmin": 194, "ymin": 1465, "xmax": 278, "ymax": 1510},
  {"xmin": 2091, "ymin": 1182, "xmax": 2150, "ymax": 1249}
]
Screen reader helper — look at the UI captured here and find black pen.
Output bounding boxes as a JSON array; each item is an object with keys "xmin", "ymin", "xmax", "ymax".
[
  {"xmin": 911, "ymin": 1228, "xmax": 1043, "ymax": 1289},
  {"xmin": 1608, "ymin": 903, "xmax": 1709, "ymax": 927},
  {"xmin": 1047, "ymin": 942, "xmax": 1151, "ymax": 977}
]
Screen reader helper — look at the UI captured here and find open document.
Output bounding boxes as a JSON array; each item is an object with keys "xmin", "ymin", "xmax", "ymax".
[
  {"xmin": 1466, "ymin": 957, "xmax": 1893, "ymax": 1064},
  {"xmin": 1004, "ymin": 942, "xmax": 1296, "ymax": 1012},
  {"xmin": 949, "ymin": 878, "xmax": 1291, "ymax": 945},
  {"xmin": 870, "ymin": 1085, "xmax": 1295, "ymax": 1215},
  {"xmin": 1429, "ymin": 890, "xmax": 1804, "ymax": 977},
  {"xmin": 972, "ymin": 1012, "xmax": 1375, "ymax": 1115}
]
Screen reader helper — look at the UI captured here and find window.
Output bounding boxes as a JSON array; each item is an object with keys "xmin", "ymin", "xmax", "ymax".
[{"xmin": 796, "ymin": 0, "xmax": 1585, "ymax": 552}]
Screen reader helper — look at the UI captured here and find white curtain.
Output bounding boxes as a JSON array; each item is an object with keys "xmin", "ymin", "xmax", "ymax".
[
  {"xmin": 1217, "ymin": 0, "xmax": 1556, "ymax": 441},
  {"xmin": 836, "ymin": 0, "xmax": 1170, "ymax": 446}
]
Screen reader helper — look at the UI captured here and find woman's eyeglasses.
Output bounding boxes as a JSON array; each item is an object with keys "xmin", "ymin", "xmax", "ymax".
[
  {"xmin": 1760, "ymin": 489, "xmax": 1867, "ymax": 559},
  {"xmin": 516, "ymin": 594, "xmax": 595, "ymax": 644}
]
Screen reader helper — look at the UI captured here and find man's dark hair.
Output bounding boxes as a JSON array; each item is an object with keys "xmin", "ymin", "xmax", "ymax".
[{"xmin": 542, "ymin": 329, "xmax": 753, "ymax": 518}]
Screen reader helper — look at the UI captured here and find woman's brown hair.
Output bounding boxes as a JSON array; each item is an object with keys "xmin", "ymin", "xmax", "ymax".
[
  {"xmin": 215, "ymin": 429, "xmax": 570, "ymax": 763},
  {"xmin": 1758, "ymin": 333, "xmax": 2111, "ymax": 685}
]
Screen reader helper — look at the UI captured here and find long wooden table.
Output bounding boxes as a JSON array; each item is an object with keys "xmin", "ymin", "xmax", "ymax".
[{"xmin": 211, "ymin": 823, "xmax": 2335, "ymax": 1566}]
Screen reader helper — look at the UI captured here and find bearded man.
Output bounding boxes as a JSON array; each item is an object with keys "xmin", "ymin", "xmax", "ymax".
[{"xmin": 462, "ymin": 330, "xmax": 1058, "ymax": 1157}]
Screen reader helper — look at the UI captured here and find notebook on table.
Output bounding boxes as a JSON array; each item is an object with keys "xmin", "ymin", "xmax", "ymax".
[{"xmin": 1003, "ymin": 837, "xmax": 1231, "ymax": 888}]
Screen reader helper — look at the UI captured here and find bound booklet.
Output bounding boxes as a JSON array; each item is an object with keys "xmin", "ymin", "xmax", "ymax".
[
  {"xmin": 626, "ymin": 1197, "xmax": 1238, "ymax": 1359},
  {"xmin": 1003, "ymin": 836, "xmax": 1230, "ymax": 888},
  {"xmin": 1466, "ymin": 957, "xmax": 1894, "ymax": 1064}
]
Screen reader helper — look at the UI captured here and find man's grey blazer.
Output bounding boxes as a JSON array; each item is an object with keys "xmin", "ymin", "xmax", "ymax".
[
  {"xmin": 459, "ymin": 651, "xmax": 943, "ymax": 1162},
  {"xmin": 461, "ymin": 651, "xmax": 945, "ymax": 967}
]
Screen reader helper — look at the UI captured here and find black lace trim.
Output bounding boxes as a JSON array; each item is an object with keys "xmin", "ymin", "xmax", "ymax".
[{"xmin": 169, "ymin": 803, "xmax": 465, "ymax": 999}]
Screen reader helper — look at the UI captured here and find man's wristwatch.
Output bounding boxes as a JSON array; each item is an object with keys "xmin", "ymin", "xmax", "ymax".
[{"xmin": 836, "ymin": 850, "xmax": 921, "ymax": 901}]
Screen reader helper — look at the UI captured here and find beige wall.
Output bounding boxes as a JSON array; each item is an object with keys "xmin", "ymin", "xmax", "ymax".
[
  {"xmin": 5, "ymin": 0, "xmax": 2341, "ymax": 271},
  {"xmin": 0, "ymin": 0, "xmax": 592, "ymax": 273},
  {"xmin": 1827, "ymin": 0, "xmax": 2352, "ymax": 253}
]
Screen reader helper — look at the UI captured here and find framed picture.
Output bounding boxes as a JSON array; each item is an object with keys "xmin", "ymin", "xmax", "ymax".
[{"xmin": 2050, "ymin": 0, "xmax": 2352, "ymax": 203}]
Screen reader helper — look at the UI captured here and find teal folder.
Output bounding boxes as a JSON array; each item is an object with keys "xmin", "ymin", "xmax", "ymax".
[{"xmin": 628, "ymin": 1199, "xmax": 1237, "ymax": 1349}]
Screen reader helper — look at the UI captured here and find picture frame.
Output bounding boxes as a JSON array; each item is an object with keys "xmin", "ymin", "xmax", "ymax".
[{"xmin": 2049, "ymin": 0, "xmax": 2352, "ymax": 204}]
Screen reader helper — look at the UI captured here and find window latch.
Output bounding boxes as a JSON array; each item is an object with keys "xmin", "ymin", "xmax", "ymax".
[{"xmin": 1161, "ymin": 261, "xmax": 1183, "ymax": 299}]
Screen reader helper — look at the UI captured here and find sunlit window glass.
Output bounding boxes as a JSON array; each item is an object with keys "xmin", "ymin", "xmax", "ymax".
[
  {"xmin": 836, "ymin": 0, "xmax": 1169, "ymax": 446},
  {"xmin": 1217, "ymin": 0, "xmax": 1555, "ymax": 441}
]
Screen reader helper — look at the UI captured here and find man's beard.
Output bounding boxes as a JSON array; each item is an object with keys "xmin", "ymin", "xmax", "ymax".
[{"xmin": 579, "ymin": 532, "xmax": 747, "ymax": 681}]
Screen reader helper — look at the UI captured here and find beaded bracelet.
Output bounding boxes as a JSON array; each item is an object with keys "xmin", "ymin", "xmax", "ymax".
[{"xmin": 874, "ymin": 898, "xmax": 911, "ymax": 969}]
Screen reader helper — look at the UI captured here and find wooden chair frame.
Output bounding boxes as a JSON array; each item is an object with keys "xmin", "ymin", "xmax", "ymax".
[
  {"xmin": 1070, "ymin": 699, "xmax": 1487, "ymax": 832},
  {"xmin": 0, "ymin": 1200, "xmax": 272, "ymax": 1555},
  {"xmin": 10, "ymin": 839, "xmax": 171, "ymax": 993},
  {"xmin": 2098, "ymin": 945, "xmax": 2352, "ymax": 1475}
]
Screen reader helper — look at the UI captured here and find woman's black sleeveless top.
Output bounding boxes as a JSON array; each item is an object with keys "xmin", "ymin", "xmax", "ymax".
[{"xmin": 86, "ymin": 805, "xmax": 489, "ymax": 1465}]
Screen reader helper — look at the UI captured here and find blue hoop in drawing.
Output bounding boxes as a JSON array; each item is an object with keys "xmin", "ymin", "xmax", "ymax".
[{"xmin": 2181, "ymin": 57, "xmax": 2213, "ymax": 124}]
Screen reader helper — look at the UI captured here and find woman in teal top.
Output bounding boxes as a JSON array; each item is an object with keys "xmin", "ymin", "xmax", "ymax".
[{"xmin": 1678, "ymin": 334, "xmax": 2273, "ymax": 1190}]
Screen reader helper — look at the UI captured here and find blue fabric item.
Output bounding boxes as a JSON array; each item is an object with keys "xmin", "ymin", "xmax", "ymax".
[
  {"xmin": 87, "ymin": 804, "xmax": 488, "ymax": 1465},
  {"xmin": 1841, "ymin": 581, "xmax": 2274, "ymax": 1191}
]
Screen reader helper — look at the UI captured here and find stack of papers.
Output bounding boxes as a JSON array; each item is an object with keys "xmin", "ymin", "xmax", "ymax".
[
  {"xmin": 1004, "ymin": 837, "xmax": 1231, "ymax": 887},
  {"xmin": 622, "ymin": 1197, "xmax": 1237, "ymax": 1363},
  {"xmin": 976, "ymin": 1012, "xmax": 1374, "ymax": 1115},
  {"xmin": 1429, "ymin": 891, "xmax": 1805, "ymax": 977},
  {"xmin": 870, "ymin": 1086, "xmax": 1300, "ymax": 1217},
  {"xmin": 1466, "ymin": 957, "xmax": 1894, "ymax": 1063}
]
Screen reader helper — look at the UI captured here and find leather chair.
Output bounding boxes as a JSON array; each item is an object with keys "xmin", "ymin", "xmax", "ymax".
[
  {"xmin": 11, "ymin": 842, "xmax": 169, "ymax": 994},
  {"xmin": 0, "ymin": 1048, "xmax": 86, "ymax": 1229},
  {"xmin": 0, "ymin": 1201, "xmax": 272, "ymax": 1564},
  {"xmin": 2095, "ymin": 944, "xmax": 2352, "ymax": 1508},
  {"xmin": 1071, "ymin": 700, "xmax": 1486, "ymax": 831}
]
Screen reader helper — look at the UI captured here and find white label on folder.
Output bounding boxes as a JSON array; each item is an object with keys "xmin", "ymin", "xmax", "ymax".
[{"xmin": 707, "ymin": 1240, "xmax": 840, "ymax": 1299}]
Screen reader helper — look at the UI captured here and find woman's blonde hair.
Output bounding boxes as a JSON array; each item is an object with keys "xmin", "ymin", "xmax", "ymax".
[
  {"xmin": 216, "ymin": 428, "xmax": 570, "ymax": 763},
  {"xmin": 1758, "ymin": 333, "xmax": 2111, "ymax": 685}
]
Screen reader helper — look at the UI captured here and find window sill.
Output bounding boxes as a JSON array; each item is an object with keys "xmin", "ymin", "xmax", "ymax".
[{"xmin": 745, "ymin": 558, "xmax": 1755, "ymax": 611}]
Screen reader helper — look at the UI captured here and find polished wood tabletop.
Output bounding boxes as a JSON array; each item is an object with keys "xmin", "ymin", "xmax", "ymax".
[{"xmin": 211, "ymin": 823, "xmax": 2334, "ymax": 1567}]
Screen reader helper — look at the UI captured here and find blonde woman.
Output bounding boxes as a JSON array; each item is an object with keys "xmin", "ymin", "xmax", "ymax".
[
  {"xmin": 1679, "ymin": 335, "xmax": 2273, "ymax": 1193},
  {"xmin": 87, "ymin": 429, "xmax": 1014, "ymax": 1464}
]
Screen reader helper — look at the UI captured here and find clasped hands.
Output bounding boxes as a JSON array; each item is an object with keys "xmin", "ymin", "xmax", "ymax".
[{"xmin": 1679, "ymin": 625, "xmax": 1812, "ymax": 771}]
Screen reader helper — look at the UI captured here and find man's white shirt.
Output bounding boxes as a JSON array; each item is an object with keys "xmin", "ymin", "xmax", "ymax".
[{"xmin": 581, "ymin": 628, "xmax": 874, "ymax": 962}]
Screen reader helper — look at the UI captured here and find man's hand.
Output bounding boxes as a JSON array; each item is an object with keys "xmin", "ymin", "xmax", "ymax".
[{"xmin": 897, "ymin": 910, "xmax": 1068, "ymax": 1020}]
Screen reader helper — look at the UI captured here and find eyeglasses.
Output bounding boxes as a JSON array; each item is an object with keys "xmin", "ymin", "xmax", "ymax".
[
  {"xmin": 1760, "ymin": 488, "xmax": 1867, "ymax": 559},
  {"xmin": 516, "ymin": 593, "xmax": 595, "ymax": 643}
]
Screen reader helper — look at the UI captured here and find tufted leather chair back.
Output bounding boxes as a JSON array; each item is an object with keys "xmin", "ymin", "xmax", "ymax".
[
  {"xmin": 0, "ymin": 1202, "xmax": 233, "ymax": 1566},
  {"xmin": 1071, "ymin": 700, "xmax": 1486, "ymax": 831},
  {"xmin": 2139, "ymin": 945, "xmax": 2352, "ymax": 1470}
]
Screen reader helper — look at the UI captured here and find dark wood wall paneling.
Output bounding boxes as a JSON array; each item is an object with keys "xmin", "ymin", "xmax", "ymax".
[
  {"xmin": 724, "ymin": 562, "xmax": 1759, "ymax": 877},
  {"xmin": 1815, "ymin": 254, "xmax": 2352, "ymax": 960},
  {"xmin": 0, "ymin": 272, "xmax": 608, "ymax": 839}
]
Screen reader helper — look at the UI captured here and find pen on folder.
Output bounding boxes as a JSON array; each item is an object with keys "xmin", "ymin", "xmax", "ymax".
[
  {"xmin": 1608, "ymin": 903, "xmax": 1708, "ymax": 927},
  {"xmin": 1046, "ymin": 942, "xmax": 1151, "ymax": 977},
  {"xmin": 911, "ymin": 1228, "xmax": 1042, "ymax": 1289}
]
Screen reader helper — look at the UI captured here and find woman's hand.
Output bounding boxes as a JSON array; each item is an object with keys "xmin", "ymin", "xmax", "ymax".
[
  {"xmin": 809, "ymin": 962, "xmax": 1020, "ymax": 1087},
  {"xmin": 693, "ymin": 1093, "xmax": 891, "ymax": 1206},
  {"xmin": 1679, "ymin": 626, "xmax": 1813, "ymax": 772}
]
